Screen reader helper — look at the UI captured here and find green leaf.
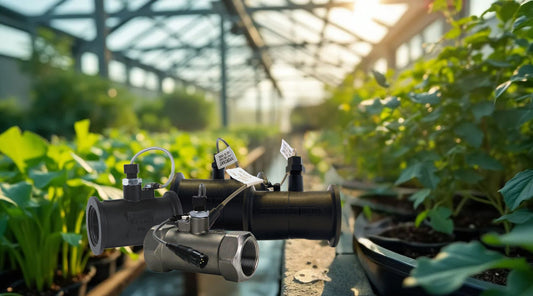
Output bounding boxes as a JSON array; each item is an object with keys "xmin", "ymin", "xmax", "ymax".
[
  {"xmin": 361, "ymin": 98, "xmax": 383, "ymax": 115},
  {"xmin": 61, "ymin": 232, "xmax": 82, "ymax": 247},
  {"xmin": 465, "ymin": 152, "xmax": 503, "ymax": 171},
  {"xmin": 499, "ymin": 169, "xmax": 533, "ymax": 210},
  {"xmin": 513, "ymin": 1, "xmax": 533, "ymax": 32},
  {"xmin": 371, "ymin": 70, "xmax": 389, "ymax": 88},
  {"xmin": 28, "ymin": 170, "xmax": 64, "ymax": 189},
  {"xmin": 381, "ymin": 96, "xmax": 400, "ymax": 109},
  {"xmin": 495, "ymin": 80, "xmax": 512, "ymax": 99},
  {"xmin": 483, "ymin": 220, "xmax": 533, "ymax": 252},
  {"xmin": 408, "ymin": 91, "xmax": 440, "ymax": 105},
  {"xmin": 454, "ymin": 169, "xmax": 484, "ymax": 184},
  {"xmin": 454, "ymin": 122, "xmax": 483, "ymax": 148},
  {"xmin": 404, "ymin": 241, "xmax": 529, "ymax": 295},
  {"xmin": 511, "ymin": 65, "xmax": 533, "ymax": 85},
  {"xmin": 494, "ymin": 209, "xmax": 533, "ymax": 224},
  {"xmin": 79, "ymin": 179, "xmax": 122, "ymax": 200},
  {"xmin": 70, "ymin": 152, "xmax": 94, "ymax": 173},
  {"xmin": 495, "ymin": 0, "xmax": 519, "ymax": 23},
  {"xmin": 415, "ymin": 210, "xmax": 428, "ymax": 228},
  {"xmin": 428, "ymin": 207, "xmax": 453, "ymax": 235},
  {"xmin": 0, "ymin": 182, "xmax": 32, "ymax": 207},
  {"xmin": 395, "ymin": 162, "xmax": 440, "ymax": 189},
  {"xmin": 74, "ymin": 119, "xmax": 99, "ymax": 153},
  {"xmin": 409, "ymin": 188, "xmax": 431, "ymax": 209},
  {"xmin": 471, "ymin": 101, "xmax": 494, "ymax": 121},
  {"xmin": 0, "ymin": 127, "xmax": 48, "ymax": 172},
  {"xmin": 498, "ymin": 270, "xmax": 533, "ymax": 296}
]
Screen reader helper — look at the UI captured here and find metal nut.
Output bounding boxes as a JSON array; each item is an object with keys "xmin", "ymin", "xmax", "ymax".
[{"xmin": 218, "ymin": 231, "xmax": 259, "ymax": 282}]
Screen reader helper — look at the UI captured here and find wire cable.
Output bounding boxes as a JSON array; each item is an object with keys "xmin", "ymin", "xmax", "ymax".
[
  {"xmin": 130, "ymin": 146, "xmax": 175, "ymax": 188},
  {"xmin": 209, "ymin": 184, "xmax": 248, "ymax": 228}
]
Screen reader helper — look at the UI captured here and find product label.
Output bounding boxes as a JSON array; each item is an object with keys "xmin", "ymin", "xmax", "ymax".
[
  {"xmin": 280, "ymin": 139, "xmax": 296, "ymax": 160},
  {"xmin": 226, "ymin": 167, "xmax": 264, "ymax": 186},
  {"xmin": 214, "ymin": 147, "xmax": 238, "ymax": 169}
]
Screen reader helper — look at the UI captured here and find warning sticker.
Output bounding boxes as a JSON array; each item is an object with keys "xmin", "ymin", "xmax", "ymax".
[
  {"xmin": 215, "ymin": 147, "xmax": 238, "ymax": 169},
  {"xmin": 226, "ymin": 167, "xmax": 264, "ymax": 186},
  {"xmin": 280, "ymin": 139, "xmax": 296, "ymax": 160}
]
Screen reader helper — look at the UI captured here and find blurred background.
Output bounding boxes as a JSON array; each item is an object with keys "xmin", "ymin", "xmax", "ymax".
[{"xmin": 0, "ymin": 0, "xmax": 489, "ymax": 135}]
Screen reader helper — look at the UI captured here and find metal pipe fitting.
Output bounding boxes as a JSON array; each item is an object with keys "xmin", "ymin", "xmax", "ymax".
[{"xmin": 144, "ymin": 226, "xmax": 259, "ymax": 282}]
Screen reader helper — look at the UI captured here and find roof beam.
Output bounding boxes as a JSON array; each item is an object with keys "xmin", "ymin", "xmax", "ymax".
[
  {"xmin": 131, "ymin": 40, "xmax": 355, "ymax": 52},
  {"xmin": 0, "ymin": 5, "xmax": 212, "ymax": 94},
  {"xmin": 31, "ymin": 2, "xmax": 354, "ymax": 20},
  {"xmin": 223, "ymin": 0, "xmax": 283, "ymax": 98}
]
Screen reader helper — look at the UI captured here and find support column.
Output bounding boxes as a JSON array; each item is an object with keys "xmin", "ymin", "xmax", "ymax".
[
  {"xmin": 255, "ymin": 68, "xmax": 262, "ymax": 125},
  {"xmin": 94, "ymin": 0, "xmax": 109, "ymax": 78},
  {"xmin": 219, "ymin": 14, "xmax": 228, "ymax": 127}
]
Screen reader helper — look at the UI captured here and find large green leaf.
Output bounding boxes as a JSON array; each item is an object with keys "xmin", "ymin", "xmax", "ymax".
[
  {"xmin": 395, "ymin": 162, "xmax": 440, "ymax": 189},
  {"xmin": 404, "ymin": 241, "xmax": 529, "ymax": 295},
  {"xmin": 0, "ymin": 127, "xmax": 47, "ymax": 172},
  {"xmin": 513, "ymin": 1, "xmax": 533, "ymax": 32},
  {"xmin": 494, "ymin": 209, "xmax": 533, "ymax": 224},
  {"xmin": 74, "ymin": 119, "xmax": 99, "ymax": 153},
  {"xmin": 28, "ymin": 170, "xmax": 65, "ymax": 189},
  {"xmin": 454, "ymin": 122, "xmax": 483, "ymax": 148},
  {"xmin": 428, "ymin": 206, "xmax": 453, "ymax": 235},
  {"xmin": 61, "ymin": 232, "xmax": 82, "ymax": 247},
  {"xmin": 483, "ymin": 220, "xmax": 533, "ymax": 252},
  {"xmin": 494, "ymin": 270, "xmax": 533, "ymax": 296},
  {"xmin": 499, "ymin": 169, "xmax": 533, "ymax": 210},
  {"xmin": 465, "ymin": 152, "xmax": 503, "ymax": 171},
  {"xmin": 0, "ymin": 182, "xmax": 32, "ymax": 207}
]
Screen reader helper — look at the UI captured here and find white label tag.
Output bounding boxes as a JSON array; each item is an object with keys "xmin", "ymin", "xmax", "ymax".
[
  {"xmin": 226, "ymin": 167, "xmax": 264, "ymax": 186},
  {"xmin": 280, "ymin": 139, "xmax": 296, "ymax": 160},
  {"xmin": 215, "ymin": 147, "xmax": 238, "ymax": 169}
]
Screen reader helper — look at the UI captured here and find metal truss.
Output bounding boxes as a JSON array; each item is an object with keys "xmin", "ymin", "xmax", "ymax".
[{"xmin": 0, "ymin": 0, "xmax": 412, "ymax": 126}]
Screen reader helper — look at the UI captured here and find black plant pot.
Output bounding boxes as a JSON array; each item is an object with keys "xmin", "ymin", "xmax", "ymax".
[
  {"xmin": 87, "ymin": 249, "xmax": 121, "ymax": 286},
  {"xmin": 350, "ymin": 192, "xmax": 417, "ymax": 219},
  {"xmin": 354, "ymin": 214, "xmax": 503, "ymax": 296}
]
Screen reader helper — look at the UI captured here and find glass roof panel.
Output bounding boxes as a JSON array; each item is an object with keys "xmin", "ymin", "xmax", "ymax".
[
  {"xmin": 0, "ymin": 0, "xmax": 55, "ymax": 15},
  {"xmin": 55, "ymin": 0, "xmax": 93, "ymax": 14},
  {"xmin": 0, "ymin": 0, "xmax": 416, "ymax": 102},
  {"xmin": 51, "ymin": 19, "xmax": 95, "ymax": 40}
]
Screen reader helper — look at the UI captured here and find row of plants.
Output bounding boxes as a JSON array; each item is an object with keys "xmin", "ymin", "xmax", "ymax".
[
  {"xmin": 312, "ymin": 0, "xmax": 532, "ymax": 294},
  {"xmin": 0, "ymin": 120, "xmax": 249, "ymax": 294}
]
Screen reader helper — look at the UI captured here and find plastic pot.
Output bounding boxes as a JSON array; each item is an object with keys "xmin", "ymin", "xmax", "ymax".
[{"xmin": 353, "ymin": 214, "xmax": 503, "ymax": 296}]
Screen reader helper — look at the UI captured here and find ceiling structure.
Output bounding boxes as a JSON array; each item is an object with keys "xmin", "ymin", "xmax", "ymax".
[{"xmin": 0, "ymin": 0, "xmax": 412, "ymax": 126}]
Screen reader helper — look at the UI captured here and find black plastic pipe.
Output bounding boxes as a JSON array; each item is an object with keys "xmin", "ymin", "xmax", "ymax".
[
  {"xmin": 86, "ymin": 191, "xmax": 183, "ymax": 255},
  {"xmin": 170, "ymin": 173, "xmax": 341, "ymax": 247}
]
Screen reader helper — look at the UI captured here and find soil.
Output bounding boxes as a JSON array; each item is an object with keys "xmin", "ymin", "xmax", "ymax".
[
  {"xmin": 379, "ymin": 223, "xmax": 452, "ymax": 244},
  {"xmin": 473, "ymin": 268, "xmax": 509, "ymax": 286},
  {"xmin": 4, "ymin": 269, "xmax": 90, "ymax": 296}
]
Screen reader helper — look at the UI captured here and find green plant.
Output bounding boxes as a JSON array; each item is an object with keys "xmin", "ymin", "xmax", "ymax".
[
  {"xmin": 324, "ymin": 0, "xmax": 533, "ymax": 234},
  {"xmin": 405, "ymin": 168, "xmax": 533, "ymax": 295},
  {"xmin": 0, "ymin": 118, "xmax": 252, "ymax": 291},
  {"xmin": 159, "ymin": 89, "xmax": 215, "ymax": 131}
]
